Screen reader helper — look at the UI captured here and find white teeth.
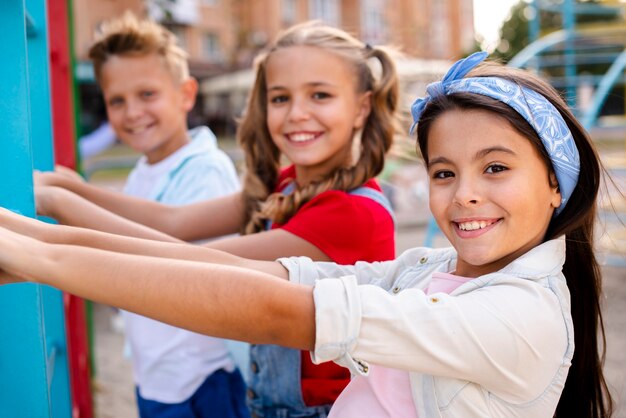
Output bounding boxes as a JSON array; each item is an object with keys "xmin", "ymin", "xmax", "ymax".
[
  {"xmin": 458, "ymin": 221, "xmax": 490, "ymax": 231},
  {"xmin": 128, "ymin": 125, "xmax": 150, "ymax": 134},
  {"xmin": 289, "ymin": 133, "xmax": 316, "ymax": 142}
]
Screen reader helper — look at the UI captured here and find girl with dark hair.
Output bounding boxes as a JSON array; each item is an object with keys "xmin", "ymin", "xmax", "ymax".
[{"xmin": 0, "ymin": 51, "xmax": 612, "ymax": 417}]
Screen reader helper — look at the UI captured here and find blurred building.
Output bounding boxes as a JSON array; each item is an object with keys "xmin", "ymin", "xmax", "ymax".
[{"xmin": 72, "ymin": 0, "xmax": 475, "ymax": 135}]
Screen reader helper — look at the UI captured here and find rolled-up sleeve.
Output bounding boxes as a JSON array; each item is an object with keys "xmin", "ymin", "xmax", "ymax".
[
  {"xmin": 277, "ymin": 256, "xmax": 320, "ymax": 285},
  {"xmin": 311, "ymin": 275, "xmax": 369, "ymax": 375}
]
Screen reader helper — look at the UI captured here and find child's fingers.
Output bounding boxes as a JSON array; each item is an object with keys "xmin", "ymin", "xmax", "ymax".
[
  {"xmin": 54, "ymin": 165, "xmax": 85, "ymax": 182},
  {"xmin": 32, "ymin": 167, "xmax": 84, "ymax": 189},
  {"xmin": 32, "ymin": 170, "xmax": 51, "ymax": 187}
]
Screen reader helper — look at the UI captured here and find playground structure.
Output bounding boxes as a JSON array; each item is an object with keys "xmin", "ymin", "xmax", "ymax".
[
  {"xmin": 0, "ymin": 1, "xmax": 92, "ymax": 417},
  {"xmin": 509, "ymin": 0, "xmax": 626, "ymax": 130}
]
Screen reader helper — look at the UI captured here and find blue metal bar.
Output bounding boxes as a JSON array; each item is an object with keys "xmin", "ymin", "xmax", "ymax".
[
  {"xmin": 545, "ymin": 43, "xmax": 625, "ymax": 53},
  {"xmin": 545, "ymin": 74, "xmax": 626, "ymax": 88},
  {"xmin": 533, "ymin": 53, "xmax": 623, "ymax": 67},
  {"xmin": 510, "ymin": 26, "xmax": 626, "ymax": 69},
  {"xmin": 0, "ymin": 1, "xmax": 51, "ymax": 415},
  {"xmin": 529, "ymin": 0, "xmax": 540, "ymax": 44},
  {"xmin": 563, "ymin": 0, "xmax": 577, "ymax": 108},
  {"xmin": 508, "ymin": 29, "xmax": 568, "ymax": 68},
  {"xmin": 581, "ymin": 49, "xmax": 626, "ymax": 130}
]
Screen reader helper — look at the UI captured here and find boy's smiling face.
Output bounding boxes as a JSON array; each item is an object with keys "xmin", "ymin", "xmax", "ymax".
[
  {"xmin": 100, "ymin": 53, "xmax": 197, "ymax": 164},
  {"xmin": 426, "ymin": 108, "xmax": 561, "ymax": 277}
]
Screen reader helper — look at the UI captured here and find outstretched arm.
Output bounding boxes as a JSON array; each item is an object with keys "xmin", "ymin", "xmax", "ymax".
[
  {"xmin": 0, "ymin": 225, "xmax": 313, "ymax": 349},
  {"xmin": 31, "ymin": 188, "xmax": 333, "ymax": 262},
  {"xmin": 36, "ymin": 172, "xmax": 244, "ymax": 240},
  {"xmin": 0, "ymin": 207, "xmax": 285, "ymax": 275},
  {"xmin": 37, "ymin": 186, "xmax": 183, "ymax": 242}
]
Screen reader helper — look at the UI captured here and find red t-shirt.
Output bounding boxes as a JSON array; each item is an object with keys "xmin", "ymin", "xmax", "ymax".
[{"xmin": 271, "ymin": 166, "xmax": 396, "ymax": 406}]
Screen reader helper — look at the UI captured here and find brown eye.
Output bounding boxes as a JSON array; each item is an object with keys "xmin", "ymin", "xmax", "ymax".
[
  {"xmin": 312, "ymin": 92, "xmax": 331, "ymax": 100},
  {"xmin": 108, "ymin": 97, "xmax": 123, "ymax": 107},
  {"xmin": 433, "ymin": 170, "xmax": 454, "ymax": 179},
  {"xmin": 270, "ymin": 95, "xmax": 289, "ymax": 104},
  {"xmin": 485, "ymin": 164, "xmax": 507, "ymax": 174}
]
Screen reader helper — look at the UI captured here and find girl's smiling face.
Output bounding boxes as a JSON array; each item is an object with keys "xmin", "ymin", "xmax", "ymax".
[
  {"xmin": 264, "ymin": 45, "xmax": 371, "ymax": 185},
  {"xmin": 427, "ymin": 109, "xmax": 562, "ymax": 277}
]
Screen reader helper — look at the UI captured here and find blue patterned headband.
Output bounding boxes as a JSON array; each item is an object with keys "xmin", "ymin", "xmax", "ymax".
[{"xmin": 410, "ymin": 51, "xmax": 580, "ymax": 215}]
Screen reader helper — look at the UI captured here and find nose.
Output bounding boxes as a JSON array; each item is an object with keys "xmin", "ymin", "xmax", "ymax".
[
  {"xmin": 124, "ymin": 98, "xmax": 143, "ymax": 120},
  {"xmin": 287, "ymin": 97, "xmax": 310, "ymax": 122},
  {"xmin": 452, "ymin": 176, "xmax": 480, "ymax": 207}
]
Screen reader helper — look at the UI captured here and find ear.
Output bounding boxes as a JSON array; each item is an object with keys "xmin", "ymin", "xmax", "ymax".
[
  {"xmin": 549, "ymin": 172, "xmax": 562, "ymax": 209},
  {"xmin": 353, "ymin": 91, "xmax": 372, "ymax": 130},
  {"xmin": 180, "ymin": 77, "xmax": 199, "ymax": 112}
]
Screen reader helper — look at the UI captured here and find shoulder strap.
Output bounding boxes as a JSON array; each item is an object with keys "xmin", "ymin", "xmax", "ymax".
[
  {"xmin": 265, "ymin": 182, "xmax": 396, "ymax": 230},
  {"xmin": 348, "ymin": 186, "xmax": 396, "ymax": 227}
]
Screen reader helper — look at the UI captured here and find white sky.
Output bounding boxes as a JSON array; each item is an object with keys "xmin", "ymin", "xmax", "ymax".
[{"xmin": 473, "ymin": 0, "xmax": 521, "ymax": 51}]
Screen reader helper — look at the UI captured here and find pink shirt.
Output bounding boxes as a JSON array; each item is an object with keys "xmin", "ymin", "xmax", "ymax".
[{"xmin": 329, "ymin": 271, "xmax": 471, "ymax": 418}]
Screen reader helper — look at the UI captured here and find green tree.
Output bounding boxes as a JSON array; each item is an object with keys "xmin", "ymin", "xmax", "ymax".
[{"xmin": 491, "ymin": 1, "xmax": 530, "ymax": 62}]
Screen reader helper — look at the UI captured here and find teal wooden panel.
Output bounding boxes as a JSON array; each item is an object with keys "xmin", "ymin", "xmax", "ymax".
[
  {"xmin": 26, "ymin": 0, "xmax": 55, "ymax": 170},
  {"xmin": 25, "ymin": 0, "xmax": 73, "ymax": 414},
  {"xmin": 0, "ymin": 1, "xmax": 53, "ymax": 416}
]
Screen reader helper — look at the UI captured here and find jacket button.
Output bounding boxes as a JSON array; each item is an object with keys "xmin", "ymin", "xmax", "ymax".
[
  {"xmin": 392, "ymin": 286, "xmax": 401, "ymax": 294},
  {"xmin": 356, "ymin": 359, "xmax": 369, "ymax": 373},
  {"xmin": 251, "ymin": 361, "xmax": 259, "ymax": 374},
  {"xmin": 419, "ymin": 257, "xmax": 428, "ymax": 264}
]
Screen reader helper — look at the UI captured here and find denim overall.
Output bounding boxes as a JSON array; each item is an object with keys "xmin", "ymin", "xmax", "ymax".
[{"xmin": 248, "ymin": 185, "xmax": 395, "ymax": 418}]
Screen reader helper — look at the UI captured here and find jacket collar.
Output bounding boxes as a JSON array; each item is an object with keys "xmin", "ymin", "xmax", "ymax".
[
  {"xmin": 497, "ymin": 236, "xmax": 566, "ymax": 279},
  {"xmin": 418, "ymin": 236, "xmax": 566, "ymax": 281}
]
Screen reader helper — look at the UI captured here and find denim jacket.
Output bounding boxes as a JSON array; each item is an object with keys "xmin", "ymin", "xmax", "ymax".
[{"xmin": 279, "ymin": 238, "xmax": 573, "ymax": 417}]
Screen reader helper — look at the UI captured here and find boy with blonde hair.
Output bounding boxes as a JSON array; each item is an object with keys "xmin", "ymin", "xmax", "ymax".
[{"xmin": 85, "ymin": 12, "xmax": 246, "ymax": 418}]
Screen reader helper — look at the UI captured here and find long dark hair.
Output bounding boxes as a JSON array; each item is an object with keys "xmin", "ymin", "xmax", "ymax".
[{"xmin": 416, "ymin": 63, "xmax": 613, "ymax": 418}]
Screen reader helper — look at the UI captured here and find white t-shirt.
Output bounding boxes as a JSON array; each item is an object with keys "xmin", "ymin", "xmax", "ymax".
[{"xmin": 122, "ymin": 126, "xmax": 240, "ymax": 403}]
